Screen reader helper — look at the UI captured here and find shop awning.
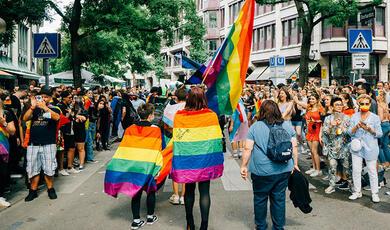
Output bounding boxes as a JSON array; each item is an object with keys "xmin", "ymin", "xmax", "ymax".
[
  {"xmin": 2, "ymin": 69, "xmax": 41, "ymax": 80},
  {"xmin": 246, "ymin": 66, "xmax": 268, "ymax": 81},
  {"xmin": 0, "ymin": 70, "xmax": 16, "ymax": 80},
  {"xmin": 102, "ymin": 75, "xmax": 126, "ymax": 84}
]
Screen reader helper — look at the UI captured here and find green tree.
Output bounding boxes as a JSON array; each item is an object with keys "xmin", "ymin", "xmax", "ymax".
[
  {"xmin": 0, "ymin": 0, "xmax": 49, "ymax": 45},
  {"xmin": 256, "ymin": 0, "xmax": 382, "ymax": 86},
  {"xmin": 48, "ymin": 0, "xmax": 203, "ymax": 88}
]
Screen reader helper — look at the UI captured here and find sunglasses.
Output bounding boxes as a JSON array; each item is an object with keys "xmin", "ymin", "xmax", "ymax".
[
  {"xmin": 359, "ymin": 103, "xmax": 370, "ymax": 106},
  {"xmin": 333, "ymin": 103, "xmax": 343, "ymax": 106}
]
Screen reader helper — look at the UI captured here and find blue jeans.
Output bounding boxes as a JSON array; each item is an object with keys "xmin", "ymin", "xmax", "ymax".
[
  {"xmin": 86, "ymin": 122, "xmax": 96, "ymax": 161},
  {"xmin": 251, "ymin": 172, "xmax": 290, "ymax": 230},
  {"xmin": 379, "ymin": 121, "xmax": 390, "ymax": 164}
]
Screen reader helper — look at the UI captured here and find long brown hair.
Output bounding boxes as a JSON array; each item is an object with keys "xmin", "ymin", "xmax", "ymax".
[
  {"xmin": 257, "ymin": 100, "xmax": 284, "ymax": 125},
  {"xmin": 185, "ymin": 86, "xmax": 208, "ymax": 111}
]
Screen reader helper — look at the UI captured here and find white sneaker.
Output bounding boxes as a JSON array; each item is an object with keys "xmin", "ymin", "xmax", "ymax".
[
  {"xmin": 0, "ymin": 197, "xmax": 10, "ymax": 207},
  {"xmin": 232, "ymin": 150, "xmax": 238, "ymax": 158},
  {"xmin": 372, "ymin": 194, "xmax": 380, "ymax": 203},
  {"xmin": 310, "ymin": 170, "xmax": 322, "ymax": 177},
  {"xmin": 10, "ymin": 174, "xmax": 23, "ymax": 179},
  {"xmin": 349, "ymin": 192, "xmax": 362, "ymax": 200},
  {"xmin": 169, "ymin": 194, "xmax": 179, "ymax": 205},
  {"xmin": 322, "ymin": 175, "xmax": 329, "ymax": 181},
  {"xmin": 59, "ymin": 169, "xmax": 70, "ymax": 176},
  {"xmin": 67, "ymin": 168, "xmax": 80, "ymax": 174},
  {"xmin": 305, "ymin": 168, "xmax": 315, "ymax": 175},
  {"xmin": 325, "ymin": 186, "xmax": 335, "ymax": 194},
  {"xmin": 179, "ymin": 196, "xmax": 185, "ymax": 205}
]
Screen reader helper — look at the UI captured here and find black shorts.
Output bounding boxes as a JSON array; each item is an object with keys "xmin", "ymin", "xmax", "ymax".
[{"xmin": 64, "ymin": 135, "xmax": 75, "ymax": 150}]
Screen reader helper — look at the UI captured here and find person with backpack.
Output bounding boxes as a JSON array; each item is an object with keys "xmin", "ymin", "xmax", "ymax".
[{"xmin": 240, "ymin": 100, "xmax": 299, "ymax": 230}]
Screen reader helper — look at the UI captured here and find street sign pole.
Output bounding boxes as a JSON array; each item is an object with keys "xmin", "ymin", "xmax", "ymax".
[{"xmin": 43, "ymin": 58, "xmax": 49, "ymax": 88}]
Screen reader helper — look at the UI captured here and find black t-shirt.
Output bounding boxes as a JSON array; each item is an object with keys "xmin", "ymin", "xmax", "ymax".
[
  {"xmin": 58, "ymin": 102, "xmax": 73, "ymax": 135},
  {"xmin": 29, "ymin": 106, "xmax": 61, "ymax": 145},
  {"xmin": 10, "ymin": 95, "xmax": 22, "ymax": 118}
]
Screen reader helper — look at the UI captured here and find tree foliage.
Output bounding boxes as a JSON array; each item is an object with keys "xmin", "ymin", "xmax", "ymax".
[
  {"xmin": 256, "ymin": 0, "xmax": 382, "ymax": 86},
  {"xmin": 0, "ymin": 0, "xmax": 49, "ymax": 45},
  {"xmin": 48, "ymin": 0, "xmax": 205, "ymax": 86}
]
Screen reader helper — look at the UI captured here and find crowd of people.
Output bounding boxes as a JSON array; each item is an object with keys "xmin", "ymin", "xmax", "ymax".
[
  {"xmin": 1, "ymin": 78, "xmax": 390, "ymax": 230},
  {"xmin": 0, "ymin": 83, "xmax": 150, "ymax": 207}
]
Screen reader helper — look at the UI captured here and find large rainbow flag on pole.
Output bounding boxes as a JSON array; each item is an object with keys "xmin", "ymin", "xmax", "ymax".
[
  {"xmin": 104, "ymin": 125, "xmax": 163, "ymax": 198},
  {"xmin": 203, "ymin": 0, "xmax": 255, "ymax": 115}
]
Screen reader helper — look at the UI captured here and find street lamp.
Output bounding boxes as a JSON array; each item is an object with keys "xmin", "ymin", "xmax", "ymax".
[{"xmin": 0, "ymin": 17, "xmax": 6, "ymax": 33}]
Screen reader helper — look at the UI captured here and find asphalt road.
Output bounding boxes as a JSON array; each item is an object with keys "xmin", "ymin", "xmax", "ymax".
[{"xmin": 1, "ymin": 144, "xmax": 390, "ymax": 230}]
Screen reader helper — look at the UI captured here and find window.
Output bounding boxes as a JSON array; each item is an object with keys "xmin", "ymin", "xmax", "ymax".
[
  {"xmin": 0, "ymin": 45, "xmax": 12, "ymax": 59},
  {"xmin": 321, "ymin": 19, "xmax": 345, "ymax": 39},
  {"xmin": 253, "ymin": 24, "xmax": 275, "ymax": 51},
  {"xmin": 255, "ymin": 3, "xmax": 274, "ymax": 16},
  {"xmin": 229, "ymin": 1, "xmax": 244, "ymax": 24},
  {"xmin": 173, "ymin": 28, "xmax": 182, "ymax": 44},
  {"xmin": 205, "ymin": 11, "xmax": 218, "ymax": 28},
  {"xmin": 220, "ymin": 8, "xmax": 225, "ymax": 28},
  {"xmin": 375, "ymin": 7, "xmax": 385, "ymax": 37},
  {"xmin": 18, "ymin": 24, "xmax": 28, "ymax": 66},
  {"xmin": 196, "ymin": 0, "xmax": 203, "ymax": 11},
  {"xmin": 282, "ymin": 0, "xmax": 294, "ymax": 7},
  {"xmin": 208, "ymin": 39, "xmax": 218, "ymax": 55},
  {"xmin": 282, "ymin": 18, "xmax": 301, "ymax": 46}
]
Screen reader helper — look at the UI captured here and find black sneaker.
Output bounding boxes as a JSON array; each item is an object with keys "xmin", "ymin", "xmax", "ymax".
[
  {"xmin": 47, "ymin": 188, "xmax": 57, "ymax": 200},
  {"xmin": 146, "ymin": 215, "xmax": 158, "ymax": 225},
  {"xmin": 335, "ymin": 179, "xmax": 345, "ymax": 186},
  {"xmin": 338, "ymin": 181, "xmax": 349, "ymax": 190},
  {"xmin": 25, "ymin": 189, "xmax": 38, "ymax": 202},
  {"xmin": 130, "ymin": 220, "xmax": 145, "ymax": 229}
]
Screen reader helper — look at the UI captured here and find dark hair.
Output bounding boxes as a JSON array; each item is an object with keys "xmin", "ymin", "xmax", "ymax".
[
  {"xmin": 137, "ymin": 103, "xmax": 155, "ymax": 120},
  {"xmin": 341, "ymin": 93, "xmax": 354, "ymax": 109},
  {"xmin": 185, "ymin": 86, "xmax": 208, "ymax": 111},
  {"xmin": 330, "ymin": 97, "xmax": 343, "ymax": 106},
  {"xmin": 176, "ymin": 87, "xmax": 187, "ymax": 102},
  {"xmin": 278, "ymin": 87, "xmax": 291, "ymax": 102},
  {"xmin": 257, "ymin": 100, "xmax": 284, "ymax": 125}
]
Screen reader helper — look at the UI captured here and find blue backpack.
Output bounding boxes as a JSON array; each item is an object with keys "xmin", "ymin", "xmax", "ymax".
[{"xmin": 263, "ymin": 121, "xmax": 293, "ymax": 163}]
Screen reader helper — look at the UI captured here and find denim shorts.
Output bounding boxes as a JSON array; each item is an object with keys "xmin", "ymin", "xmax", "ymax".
[{"xmin": 291, "ymin": 121, "xmax": 302, "ymax": 127}]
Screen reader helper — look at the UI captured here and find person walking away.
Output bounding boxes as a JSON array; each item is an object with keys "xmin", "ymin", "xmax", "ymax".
[
  {"xmin": 72, "ymin": 96, "xmax": 88, "ymax": 170},
  {"xmin": 162, "ymin": 87, "xmax": 187, "ymax": 205},
  {"xmin": 23, "ymin": 87, "xmax": 61, "ymax": 202},
  {"xmin": 321, "ymin": 97, "xmax": 351, "ymax": 194},
  {"xmin": 171, "ymin": 87, "xmax": 224, "ymax": 230},
  {"xmin": 240, "ymin": 100, "xmax": 299, "ymax": 230},
  {"xmin": 348, "ymin": 94, "xmax": 382, "ymax": 203},
  {"xmin": 96, "ymin": 99, "xmax": 111, "ymax": 150},
  {"xmin": 0, "ymin": 89, "xmax": 16, "ymax": 207},
  {"xmin": 104, "ymin": 103, "xmax": 162, "ymax": 229}
]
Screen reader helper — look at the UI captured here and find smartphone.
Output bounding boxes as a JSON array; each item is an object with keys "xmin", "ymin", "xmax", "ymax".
[{"xmin": 35, "ymin": 95, "xmax": 43, "ymax": 102}]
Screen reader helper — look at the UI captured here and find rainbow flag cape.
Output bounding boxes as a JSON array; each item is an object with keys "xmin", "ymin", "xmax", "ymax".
[
  {"xmin": 204, "ymin": 0, "xmax": 255, "ymax": 115},
  {"xmin": 104, "ymin": 124, "xmax": 163, "ymax": 198},
  {"xmin": 171, "ymin": 109, "xmax": 224, "ymax": 183},
  {"xmin": 229, "ymin": 100, "xmax": 249, "ymax": 142},
  {"xmin": 156, "ymin": 139, "xmax": 173, "ymax": 185},
  {"xmin": 0, "ymin": 126, "xmax": 10, "ymax": 163}
]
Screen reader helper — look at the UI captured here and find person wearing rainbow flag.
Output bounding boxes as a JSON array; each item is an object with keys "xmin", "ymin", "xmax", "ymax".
[{"xmin": 104, "ymin": 103, "xmax": 163, "ymax": 230}]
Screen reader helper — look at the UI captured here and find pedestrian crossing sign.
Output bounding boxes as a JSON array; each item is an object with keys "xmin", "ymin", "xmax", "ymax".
[
  {"xmin": 33, "ymin": 33, "xmax": 61, "ymax": 58},
  {"xmin": 348, "ymin": 29, "xmax": 372, "ymax": 53}
]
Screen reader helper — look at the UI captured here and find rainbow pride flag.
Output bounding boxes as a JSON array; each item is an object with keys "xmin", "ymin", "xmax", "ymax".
[
  {"xmin": 229, "ymin": 100, "xmax": 249, "ymax": 142},
  {"xmin": 252, "ymin": 99, "xmax": 262, "ymax": 119},
  {"xmin": 204, "ymin": 0, "xmax": 255, "ymax": 115},
  {"xmin": 104, "ymin": 125, "xmax": 163, "ymax": 198},
  {"xmin": 0, "ymin": 126, "xmax": 10, "ymax": 163},
  {"xmin": 171, "ymin": 109, "xmax": 224, "ymax": 183}
]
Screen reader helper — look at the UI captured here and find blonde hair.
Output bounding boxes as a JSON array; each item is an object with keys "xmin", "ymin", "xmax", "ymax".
[{"xmin": 357, "ymin": 94, "xmax": 372, "ymax": 104}]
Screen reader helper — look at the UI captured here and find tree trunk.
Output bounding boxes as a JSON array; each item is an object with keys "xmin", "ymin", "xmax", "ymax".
[
  {"xmin": 70, "ymin": 34, "xmax": 82, "ymax": 88},
  {"xmin": 69, "ymin": 0, "xmax": 82, "ymax": 88},
  {"xmin": 298, "ymin": 30, "xmax": 312, "ymax": 87}
]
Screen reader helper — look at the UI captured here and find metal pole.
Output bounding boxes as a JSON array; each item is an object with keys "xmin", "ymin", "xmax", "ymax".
[{"xmin": 43, "ymin": 58, "xmax": 49, "ymax": 88}]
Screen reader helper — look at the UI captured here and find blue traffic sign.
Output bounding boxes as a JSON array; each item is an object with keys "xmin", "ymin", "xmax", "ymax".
[
  {"xmin": 348, "ymin": 29, "xmax": 372, "ymax": 53},
  {"xmin": 269, "ymin": 56, "xmax": 285, "ymax": 67},
  {"xmin": 33, "ymin": 33, "xmax": 61, "ymax": 58}
]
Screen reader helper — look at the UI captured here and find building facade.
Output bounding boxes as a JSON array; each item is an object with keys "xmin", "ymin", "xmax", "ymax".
[
  {"xmin": 0, "ymin": 23, "xmax": 41, "ymax": 89},
  {"xmin": 160, "ymin": 0, "xmax": 390, "ymax": 85}
]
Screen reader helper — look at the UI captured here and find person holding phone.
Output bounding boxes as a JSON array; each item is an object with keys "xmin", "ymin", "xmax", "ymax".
[
  {"xmin": 348, "ymin": 94, "xmax": 382, "ymax": 203},
  {"xmin": 22, "ymin": 87, "xmax": 61, "ymax": 202}
]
